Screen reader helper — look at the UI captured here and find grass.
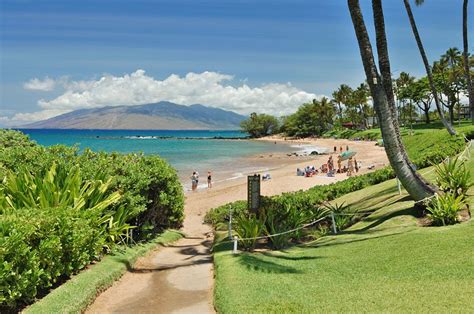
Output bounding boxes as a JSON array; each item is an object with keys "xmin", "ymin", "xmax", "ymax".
[
  {"xmin": 24, "ymin": 230, "xmax": 183, "ymax": 314},
  {"xmin": 213, "ymin": 144, "xmax": 474, "ymax": 313},
  {"xmin": 322, "ymin": 120, "xmax": 474, "ymax": 140}
]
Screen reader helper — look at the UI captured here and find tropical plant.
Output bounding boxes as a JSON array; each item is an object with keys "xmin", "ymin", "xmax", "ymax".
[
  {"xmin": 348, "ymin": 0, "xmax": 437, "ymax": 203},
  {"xmin": 426, "ymin": 193, "xmax": 465, "ymax": 226},
  {"xmin": 264, "ymin": 202, "xmax": 326, "ymax": 249},
  {"xmin": 332, "ymin": 84, "xmax": 353, "ymax": 122},
  {"xmin": 0, "ymin": 163, "xmax": 121, "ymax": 215},
  {"xmin": 402, "ymin": 0, "xmax": 457, "ymax": 135},
  {"xmin": 434, "ymin": 157, "xmax": 472, "ymax": 199},
  {"xmin": 234, "ymin": 214, "xmax": 265, "ymax": 251},
  {"xmin": 462, "ymin": 0, "xmax": 474, "ymax": 123}
]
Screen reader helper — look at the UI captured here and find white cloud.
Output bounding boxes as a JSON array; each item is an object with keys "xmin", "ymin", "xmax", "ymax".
[
  {"xmin": 12, "ymin": 109, "xmax": 70, "ymax": 122},
  {"xmin": 21, "ymin": 70, "xmax": 323, "ymax": 122},
  {"xmin": 23, "ymin": 77, "xmax": 56, "ymax": 91}
]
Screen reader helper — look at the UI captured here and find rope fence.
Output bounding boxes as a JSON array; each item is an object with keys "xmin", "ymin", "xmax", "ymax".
[{"xmin": 226, "ymin": 137, "xmax": 473, "ymax": 254}]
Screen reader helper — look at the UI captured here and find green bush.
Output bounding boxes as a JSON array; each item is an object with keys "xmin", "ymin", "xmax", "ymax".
[
  {"xmin": 234, "ymin": 214, "xmax": 265, "ymax": 251},
  {"xmin": 0, "ymin": 129, "xmax": 185, "ymax": 309},
  {"xmin": 434, "ymin": 157, "xmax": 472, "ymax": 199},
  {"xmin": 264, "ymin": 201, "xmax": 327, "ymax": 249},
  {"xmin": 426, "ymin": 193, "xmax": 465, "ymax": 226},
  {"xmin": 0, "ymin": 207, "xmax": 104, "ymax": 307},
  {"xmin": 76, "ymin": 150, "xmax": 185, "ymax": 235},
  {"xmin": 0, "ymin": 130, "xmax": 185, "ymax": 236}
]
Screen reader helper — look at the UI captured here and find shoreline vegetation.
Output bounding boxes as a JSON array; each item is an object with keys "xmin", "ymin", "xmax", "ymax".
[{"xmin": 0, "ymin": 129, "xmax": 185, "ymax": 311}]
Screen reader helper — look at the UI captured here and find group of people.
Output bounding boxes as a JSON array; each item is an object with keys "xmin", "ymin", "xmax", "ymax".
[
  {"xmin": 337, "ymin": 156, "xmax": 360, "ymax": 176},
  {"xmin": 296, "ymin": 155, "xmax": 361, "ymax": 178},
  {"xmin": 297, "ymin": 166, "xmax": 318, "ymax": 177},
  {"xmin": 190, "ymin": 171, "xmax": 213, "ymax": 191}
]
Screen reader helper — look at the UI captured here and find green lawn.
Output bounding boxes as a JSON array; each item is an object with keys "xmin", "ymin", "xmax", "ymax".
[
  {"xmin": 213, "ymin": 144, "xmax": 474, "ymax": 313},
  {"xmin": 322, "ymin": 121, "xmax": 474, "ymax": 140}
]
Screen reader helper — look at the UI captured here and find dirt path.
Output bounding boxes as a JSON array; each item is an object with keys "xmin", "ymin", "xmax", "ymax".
[{"xmin": 86, "ymin": 139, "xmax": 388, "ymax": 313}]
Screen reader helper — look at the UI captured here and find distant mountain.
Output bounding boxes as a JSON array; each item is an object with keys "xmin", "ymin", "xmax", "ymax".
[{"xmin": 22, "ymin": 102, "xmax": 246, "ymax": 130}]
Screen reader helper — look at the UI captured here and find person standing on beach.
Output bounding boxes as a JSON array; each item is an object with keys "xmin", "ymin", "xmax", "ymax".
[
  {"xmin": 191, "ymin": 171, "xmax": 199, "ymax": 191},
  {"xmin": 328, "ymin": 156, "xmax": 334, "ymax": 172},
  {"xmin": 354, "ymin": 158, "xmax": 359, "ymax": 173},
  {"xmin": 347, "ymin": 158, "xmax": 354, "ymax": 177},
  {"xmin": 337, "ymin": 155, "xmax": 342, "ymax": 173},
  {"xmin": 207, "ymin": 171, "xmax": 212, "ymax": 188}
]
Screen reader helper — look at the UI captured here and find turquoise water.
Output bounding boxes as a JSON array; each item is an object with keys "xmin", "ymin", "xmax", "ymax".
[{"xmin": 19, "ymin": 129, "xmax": 294, "ymax": 187}]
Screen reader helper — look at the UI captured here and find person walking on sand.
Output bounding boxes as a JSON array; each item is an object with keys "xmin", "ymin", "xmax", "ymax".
[
  {"xmin": 207, "ymin": 171, "xmax": 212, "ymax": 188},
  {"xmin": 337, "ymin": 155, "xmax": 342, "ymax": 173},
  {"xmin": 354, "ymin": 158, "xmax": 359, "ymax": 173},
  {"xmin": 191, "ymin": 171, "xmax": 199, "ymax": 191}
]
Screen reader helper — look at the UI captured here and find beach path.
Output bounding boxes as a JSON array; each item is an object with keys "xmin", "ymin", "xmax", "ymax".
[
  {"xmin": 86, "ymin": 138, "xmax": 387, "ymax": 313},
  {"xmin": 86, "ymin": 196, "xmax": 217, "ymax": 314}
]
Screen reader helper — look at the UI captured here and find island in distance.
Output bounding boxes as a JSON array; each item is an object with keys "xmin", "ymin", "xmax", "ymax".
[{"xmin": 22, "ymin": 101, "xmax": 246, "ymax": 130}]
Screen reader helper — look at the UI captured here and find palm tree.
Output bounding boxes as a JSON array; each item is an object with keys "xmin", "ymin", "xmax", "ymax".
[
  {"xmin": 332, "ymin": 84, "xmax": 353, "ymax": 122},
  {"xmin": 437, "ymin": 48, "xmax": 464, "ymax": 123},
  {"xmin": 463, "ymin": 0, "xmax": 474, "ymax": 123},
  {"xmin": 403, "ymin": 0, "xmax": 457, "ymax": 135},
  {"xmin": 395, "ymin": 72, "xmax": 415, "ymax": 125},
  {"xmin": 347, "ymin": 0, "xmax": 435, "ymax": 201},
  {"xmin": 442, "ymin": 47, "xmax": 462, "ymax": 68}
]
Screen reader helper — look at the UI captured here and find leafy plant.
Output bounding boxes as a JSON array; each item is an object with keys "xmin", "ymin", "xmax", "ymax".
[
  {"xmin": 434, "ymin": 157, "xmax": 472, "ymax": 199},
  {"xmin": 323, "ymin": 202, "xmax": 354, "ymax": 231},
  {"xmin": 234, "ymin": 214, "xmax": 265, "ymax": 251},
  {"xmin": 426, "ymin": 193, "xmax": 465, "ymax": 226}
]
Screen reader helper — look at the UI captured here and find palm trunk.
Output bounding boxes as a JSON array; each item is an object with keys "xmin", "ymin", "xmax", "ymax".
[
  {"xmin": 463, "ymin": 0, "xmax": 474, "ymax": 124},
  {"xmin": 348, "ymin": 0, "xmax": 435, "ymax": 201},
  {"xmin": 421, "ymin": 101, "xmax": 430, "ymax": 124},
  {"xmin": 403, "ymin": 0, "xmax": 457, "ymax": 135},
  {"xmin": 372, "ymin": 0, "xmax": 416, "ymax": 168}
]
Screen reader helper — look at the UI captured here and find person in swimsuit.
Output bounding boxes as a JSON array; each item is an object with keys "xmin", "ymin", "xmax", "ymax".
[
  {"xmin": 207, "ymin": 171, "xmax": 212, "ymax": 188},
  {"xmin": 191, "ymin": 171, "xmax": 199, "ymax": 191}
]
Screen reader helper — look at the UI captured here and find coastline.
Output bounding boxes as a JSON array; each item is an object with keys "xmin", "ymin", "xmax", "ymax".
[{"xmin": 184, "ymin": 135, "xmax": 389, "ymax": 215}]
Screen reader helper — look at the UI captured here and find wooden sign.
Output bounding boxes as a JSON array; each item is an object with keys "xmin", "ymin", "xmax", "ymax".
[{"xmin": 248, "ymin": 174, "xmax": 261, "ymax": 213}]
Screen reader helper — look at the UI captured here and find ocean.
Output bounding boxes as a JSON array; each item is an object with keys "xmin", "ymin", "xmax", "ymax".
[{"xmin": 19, "ymin": 129, "xmax": 300, "ymax": 190}]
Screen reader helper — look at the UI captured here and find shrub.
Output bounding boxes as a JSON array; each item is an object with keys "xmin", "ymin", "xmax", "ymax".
[
  {"xmin": 323, "ymin": 202, "xmax": 354, "ymax": 231},
  {"xmin": 0, "ymin": 207, "xmax": 104, "ymax": 308},
  {"xmin": 426, "ymin": 193, "xmax": 465, "ymax": 226},
  {"xmin": 0, "ymin": 131, "xmax": 185, "ymax": 238},
  {"xmin": 234, "ymin": 214, "xmax": 265, "ymax": 251},
  {"xmin": 434, "ymin": 157, "xmax": 472, "ymax": 199},
  {"xmin": 76, "ymin": 150, "xmax": 185, "ymax": 235}
]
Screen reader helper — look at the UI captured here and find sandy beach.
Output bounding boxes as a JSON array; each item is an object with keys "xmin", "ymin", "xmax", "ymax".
[{"xmin": 185, "ymin": 136, "xmax": 388, "ymax": 215}]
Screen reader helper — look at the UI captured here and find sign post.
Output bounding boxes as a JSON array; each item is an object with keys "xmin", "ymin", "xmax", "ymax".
[{"xmin": 248, "ymin": 174, "xmax": 261, "ymax": 214}]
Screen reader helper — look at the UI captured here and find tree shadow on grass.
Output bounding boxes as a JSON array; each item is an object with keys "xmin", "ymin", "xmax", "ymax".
[
  {"xmin": 347, "ymin": 204, "xmax": 418, "ymax": 233},
  {"xmin": 260, "ymin": 251, "xmax": 318, "ymax": 261},
  {"xmin": 304, "ymin": 230, "xmax": 412, "ymax": 249},
  {"xmin": 237, "ymin": 254, "xmax": 305, "ymax": 274}
]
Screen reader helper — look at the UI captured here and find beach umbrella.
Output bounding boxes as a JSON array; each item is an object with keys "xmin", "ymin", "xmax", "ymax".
[{"xmin": 339, "ymin": 151, "xmax": 357, "ymax": 161}]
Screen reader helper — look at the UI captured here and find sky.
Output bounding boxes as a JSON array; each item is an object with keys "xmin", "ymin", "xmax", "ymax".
[{"xmin": 0, "ymin": 0, "xmax": 471, "ymax": 126}]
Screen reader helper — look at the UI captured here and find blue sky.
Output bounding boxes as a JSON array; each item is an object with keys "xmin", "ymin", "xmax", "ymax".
[{"xmin": 0, "ymin": 0, "xmax": 471, "ymax": 124}]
